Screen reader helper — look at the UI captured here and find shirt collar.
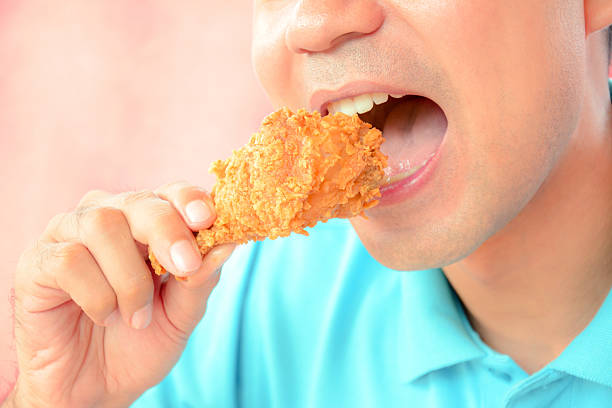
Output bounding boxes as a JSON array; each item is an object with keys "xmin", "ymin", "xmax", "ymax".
[
  {"xmin": 396, "ymin": 268, "xmax": 612, "ymax": 388},
  {"xmin": 549, "ymin": 286, "xmax": 612, "ymax": 388},
  {"xmin": 397, "ymin": 269, "xmax": 486, "ymax": 383}
]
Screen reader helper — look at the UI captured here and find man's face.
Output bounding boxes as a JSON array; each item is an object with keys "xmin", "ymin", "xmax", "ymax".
[{"xmin": 251, "ymin": 0, "xmax": 587, "ymax": 270}]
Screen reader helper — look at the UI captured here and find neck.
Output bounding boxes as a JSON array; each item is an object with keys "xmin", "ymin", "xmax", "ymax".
[{"xmin": 443, "ymin": 76, "xmax": 612, "ymax": 375}]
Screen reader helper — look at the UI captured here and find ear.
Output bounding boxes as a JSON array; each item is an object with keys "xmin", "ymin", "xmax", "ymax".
[{"xmin": 584, "ymin": 0, "xmax": 612, "ymax": 34}]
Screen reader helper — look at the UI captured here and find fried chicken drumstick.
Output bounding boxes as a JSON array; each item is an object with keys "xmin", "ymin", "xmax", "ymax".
[{"xmin": 149, "ymin": 107, "xmax": 387, "ymax": 275}]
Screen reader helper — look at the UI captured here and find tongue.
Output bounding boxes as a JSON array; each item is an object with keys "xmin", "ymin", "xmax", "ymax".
[{"xmin": 380, "ymin": 97, "xmax": 447, "ymax": 177}]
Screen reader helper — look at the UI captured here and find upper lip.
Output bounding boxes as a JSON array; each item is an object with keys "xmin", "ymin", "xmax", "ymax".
[{"xmin": 309, "ymin": 81, "xmax": 422, "ymax": 114}]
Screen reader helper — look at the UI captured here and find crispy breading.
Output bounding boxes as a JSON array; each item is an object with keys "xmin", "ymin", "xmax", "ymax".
[{"xmin": 149, "ymin": 108, "xmax": 387, "ymax": 275}]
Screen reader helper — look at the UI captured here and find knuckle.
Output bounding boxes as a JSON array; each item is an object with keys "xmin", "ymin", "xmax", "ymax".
[
  {"xmin": 155, "ymin": 180, "xmax": 191, "ymax": 196},
  {"xmin": 53, "ymin": 242, "xmax": 91, "ymax": 272},
  {"xmin": 16, "ymin": 241, "xmax": 39, "ymax": 273},
  {"xmin": 119, "ymin": 189, "xmax": 158, "ymax": 207},
  {"xmin": 46, "ymin": 212, "xmax": 68, "ymax": 232},
  {"xmin": 184, "ymin": 184, "xmax": 209, "ymax": 197},
  {"xmin": 118, "ymin": 274, "xmax": 152, "ymax": 302},
  {"xmin": 150, "ymin": 201, "xmax": 182, "ymax": 228},
  {"xmin": 86, "ymin": 291, "xmax": 117, "ymax": 319},
  {"xmin": 15, "ymin": 241, "xmax": 45, "ymax": 290},
  {"xmin": 79, "ymin": 206, "xmax": 128, "ymax": 238},
  {"xmin": 78, "ymin": 189, "xmax": 108, "ymax": 208}
]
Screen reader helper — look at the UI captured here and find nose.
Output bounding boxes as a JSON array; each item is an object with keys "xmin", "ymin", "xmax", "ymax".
[{"xmin": 285, "ymin": 0, "xmax": 385, "ymax": 54}]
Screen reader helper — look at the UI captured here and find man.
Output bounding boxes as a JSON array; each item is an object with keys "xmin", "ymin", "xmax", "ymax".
[{"xmin": 4, "ymin": 1, "xmax": 612, "ymax": 407}]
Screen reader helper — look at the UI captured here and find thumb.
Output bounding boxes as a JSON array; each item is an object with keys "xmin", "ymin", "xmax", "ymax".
[{"xmin": 160, "ymin": 243, "xmax": 236, "ymax": 336}]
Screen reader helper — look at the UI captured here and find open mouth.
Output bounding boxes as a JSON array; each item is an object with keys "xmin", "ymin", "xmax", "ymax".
[{"xmin": 323, "ymin": 93, "xmax": 448, "ymax": 186}]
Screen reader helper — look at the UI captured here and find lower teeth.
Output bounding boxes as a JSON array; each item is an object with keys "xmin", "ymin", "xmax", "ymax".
[{"xmin": 384, "ymin": 164, "xmax": 425, "ymax": 184}]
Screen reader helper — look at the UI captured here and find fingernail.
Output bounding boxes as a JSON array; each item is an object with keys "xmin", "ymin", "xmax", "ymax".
[
  {"xmin": 103, "ymin": 309, "xmax": 119, "ymax": 327},
  {"xmin": 131, "ymin": 303, "xmax": 152, "ymax": 330},
  {"xmin": 170, "ymin": 240, "xmax": 202, "ymax": 274},
  {"xmin": 185, "ymin": 200, "xmax": 212, "ymax": 224}
]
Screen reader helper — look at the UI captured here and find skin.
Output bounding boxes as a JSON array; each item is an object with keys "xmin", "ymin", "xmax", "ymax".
[
  {"xmin": 5, "ymin": 183, "xmax": 235, "ymax": 407},
  {"xmin": 3, "ymin": 1, "xmax": 612, "ymax": 407},
  {"xmin": 252, "ymin": 0, "xmax": 612, "ymax": 375}
]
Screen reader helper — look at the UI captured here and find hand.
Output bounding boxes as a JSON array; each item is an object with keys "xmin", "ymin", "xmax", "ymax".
[{"xmin": 10, "ymin": 182, "xmax": 235, "ymax": 407}]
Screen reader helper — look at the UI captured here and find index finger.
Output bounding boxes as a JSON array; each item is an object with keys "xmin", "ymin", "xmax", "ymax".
[{"xmin": 46, "ymin": 191, "xmax": 203, "ymax": 277}]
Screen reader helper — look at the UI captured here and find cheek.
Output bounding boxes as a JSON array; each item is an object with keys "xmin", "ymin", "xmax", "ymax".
[
  {"xmin": 387, "ymin": 0, "xmax": 585, "ymax": 186},
  {"xmin": 435, "ymin": 0, "xmax": 585, "ymax": 196},
  {"xmin": 252, "ymin": 30, "xmax": 283, "ymax": 106},
  {"xmin": 251, "ymin": 9, "xmax": 301, "ymax": 109},
  {"xmin": 352, "ymin": 1, "xmax": 586, "ymax": 270}
]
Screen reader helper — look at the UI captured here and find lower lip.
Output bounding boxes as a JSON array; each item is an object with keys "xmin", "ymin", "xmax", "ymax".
[{"xmin": 376, "ymin": 141, "xmax": 444, "ymax": 207}]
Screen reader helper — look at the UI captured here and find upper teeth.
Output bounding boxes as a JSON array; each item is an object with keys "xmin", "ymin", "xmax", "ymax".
[{"xmin": 327, "ymin": 93, "xmax": 404, "ymax": 116}]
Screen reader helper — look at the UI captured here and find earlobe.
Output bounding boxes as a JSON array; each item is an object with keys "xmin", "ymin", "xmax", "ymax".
[{"xmin": 584, "ymin": 0, "xmax": 612, "ymax": 34}]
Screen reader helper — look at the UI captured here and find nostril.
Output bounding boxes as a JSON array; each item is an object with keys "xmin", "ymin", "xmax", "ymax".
[{"xmin": 329, "ymin": 31, "xmax": 371, "ymax": 49}]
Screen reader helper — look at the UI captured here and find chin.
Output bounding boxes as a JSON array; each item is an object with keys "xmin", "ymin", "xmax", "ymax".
[{"xmin": 349, "ymin": 214, "xmax": 481, "ymax": 272}]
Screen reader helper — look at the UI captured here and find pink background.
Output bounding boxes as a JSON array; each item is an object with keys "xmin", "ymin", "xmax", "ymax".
[
  {"xmin": 0, "ymin": 1, "xmax": 611, "ymax": 398},
  {"xmin": 0, "ymin": 1, "xmax": 270, "ymax": 396}
]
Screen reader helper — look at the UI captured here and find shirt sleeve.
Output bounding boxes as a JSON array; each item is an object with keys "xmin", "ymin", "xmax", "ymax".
[{"xmin": 130, "ymin": 243, "xmax": 258, "ymax": 408}]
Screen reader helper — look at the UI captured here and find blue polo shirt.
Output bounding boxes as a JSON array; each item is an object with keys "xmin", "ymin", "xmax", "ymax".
[{"xmin": 133, "ymin": 216, "xmax": 612, "ymax": 408}]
